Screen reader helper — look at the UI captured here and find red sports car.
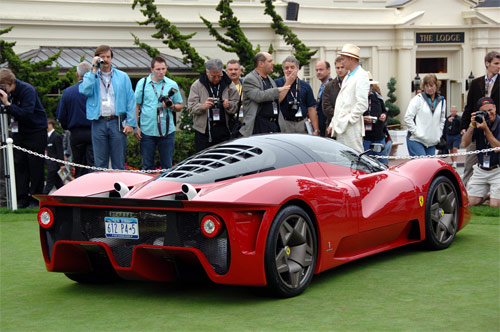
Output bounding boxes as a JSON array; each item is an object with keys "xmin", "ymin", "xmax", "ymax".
[{"xmin": 36, "ymin": 134, "xmax": 470, "ymax": 297}]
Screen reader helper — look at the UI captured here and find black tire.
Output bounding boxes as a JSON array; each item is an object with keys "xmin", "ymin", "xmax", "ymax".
[
  {"xmin": 424, "ymin": 176, "xmax": 459, "ymax": 250},
  {"xmin": 264, "ymin": 205, "xmax": 317, "ymax": 298}
]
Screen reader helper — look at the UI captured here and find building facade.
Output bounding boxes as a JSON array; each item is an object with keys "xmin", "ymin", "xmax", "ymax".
[{"xmin": 1, "ymin": 0, "xmax": 499, "ymax": 119}]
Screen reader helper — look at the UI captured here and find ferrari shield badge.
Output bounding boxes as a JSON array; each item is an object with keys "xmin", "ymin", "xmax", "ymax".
[{"xmin": 419, "ymin": 196, "xmax": 424, "ymax": 207}]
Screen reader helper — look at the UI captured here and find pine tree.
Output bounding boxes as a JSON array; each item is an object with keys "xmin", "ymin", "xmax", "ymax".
[
  {"xmin": 132, "ymin": 0, "xmax": 206, "ymax": 74},
  {"xmin": 262, "ymin": 0, "xmax": 317, "ymax": 69},
  {"xmin": 1, "ymin": 27, "xmax": 75, "ymax": 119},
  {"xmin": 385, "ymin": 77, "xmax": 401, "ymax": 125},
  {"xmin": 200, "ymin": 0, "xmax": 260, "ymax": 75}
]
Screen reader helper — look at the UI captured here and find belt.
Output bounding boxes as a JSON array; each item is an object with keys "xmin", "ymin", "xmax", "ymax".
[
  {"xmin": 263, "ymin": 117, "xmax": 278, "ymax": 123},
  {"xmin": 99, "ymin": 115, "xmax": 118, "ymax": 120},
  {"xmin": 477, "ymin": 163, "xmax": 500, "ymax": 171},
  {"xmin": 287, "ymin": 116, "xmax": 305, "ymax": 122}
]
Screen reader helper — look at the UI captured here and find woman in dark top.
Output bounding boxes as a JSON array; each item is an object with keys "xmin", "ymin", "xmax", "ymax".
[{"xmin": 363, "ymin": 82, "xmax": 389, "ymax": 164}]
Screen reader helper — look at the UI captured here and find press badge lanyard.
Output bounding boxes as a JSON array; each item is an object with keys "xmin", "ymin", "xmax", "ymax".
[
  {"xmin": 261, "ymin": 76, "xmax": 278, "ymax": 116},
  {"xmin": 365, "ymin": 97, "xmax": 373, "ymax": 131},
  {"xmin": 150, "ymin": 80, "xmax": 168, "ymax": 137},
  {"xmin": 292, "ymin": 79, "xmax": 302, "ymax": 118},
  {"xmin": 209, "ymin": 84, "xmax": 221, "ymax": 122},
  {"xmin": 98, "ymin": 71, "xmax": 113, "ymax": 96}
]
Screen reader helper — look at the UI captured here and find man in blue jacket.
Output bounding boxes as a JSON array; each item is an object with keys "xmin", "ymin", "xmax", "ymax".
[
  {"xmin": 57, "ymin": 62, "xmax": 94, "ymax": 177},
  {"xmin": 0, "ymin": 68, "xmax": 47, "ymax": 208},
  {"xmin": 79, "ymin": 45, "xmax": 136, "ymax": 169}
]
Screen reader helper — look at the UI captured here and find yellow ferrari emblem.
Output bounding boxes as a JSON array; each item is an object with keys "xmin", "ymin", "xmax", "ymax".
[
  {"xmin": 286, "ymin": 247, "xmax": 291, "ymax": 256},
  {"xmin": 419, "ymin": 196, "xmax": 424, "ymax": 207}
]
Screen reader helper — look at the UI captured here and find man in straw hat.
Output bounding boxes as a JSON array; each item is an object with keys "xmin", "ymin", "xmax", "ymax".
[{"xmin": 327, "ymin": 44, "xmax": 370, "ymax": 152}]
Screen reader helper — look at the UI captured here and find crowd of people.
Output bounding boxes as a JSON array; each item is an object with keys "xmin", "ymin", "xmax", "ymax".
[{"xmin": 0, "ymin": 45, "xmax": 498, "ymax": 208}]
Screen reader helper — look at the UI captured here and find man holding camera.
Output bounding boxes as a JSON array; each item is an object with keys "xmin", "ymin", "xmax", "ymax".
[
  {"xmin": 188, "ymin": 58, "xmax": 239, "ymax": 152},
  {"xmin": 79, "ymin": 45, "xmax": 136, "ymax": 170},
  {"xmin": 275, "ymin": 56, "xmax": 319, "ymax": 135},
  {"xmin": 461, "ymin": 97, "xmax": 500, "ymax": 207},
  {"xmin": 0, "ymin": 68, "xmax": 47, "ymax": 208},
  {"xmin": 135, "ymin": 56, "xmax": 183, "ymax": 170},
  {"xmin": 460, "ymin": 51, "xmax": 500, "ymax": 185}
]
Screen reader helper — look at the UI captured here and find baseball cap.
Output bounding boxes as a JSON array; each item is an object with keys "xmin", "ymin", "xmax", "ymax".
[{"xmin": 477, "ymin": 97, "xmax": 495, "ymax": 109}]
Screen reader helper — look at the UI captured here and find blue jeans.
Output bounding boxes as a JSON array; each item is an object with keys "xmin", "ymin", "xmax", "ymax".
[
  {"xmin": 363, "ymin": 138, "xmax": 388, "ymax": 165},
  {"xmin": 140, "ymin": 132, "xmax": 175, "ymax": 170},
  {"xmin": 91, "ymin": 118, "xmax": 127, "ymax": 169},
  {"xmin": 407, "ymin": 138, "xmax": 436, "ymax": 157}
]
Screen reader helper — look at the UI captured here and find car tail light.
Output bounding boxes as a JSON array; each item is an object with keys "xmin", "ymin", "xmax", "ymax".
[
  {"xmin": 38, "ymin": 207, "xmax": 54, "ymax": 229},
  {"xmin": 200, "ymin": 215, "xmax": 222, "ymax": 238}
]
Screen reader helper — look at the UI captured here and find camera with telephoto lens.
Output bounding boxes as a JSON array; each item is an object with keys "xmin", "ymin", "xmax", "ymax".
[
  {"xmin": 158, "ymin": 87, "xmax": 178, "ymax": 108},
  {"xmin": 289, "ymin": 99, "xmax": 300, "ymax": 113},
  {"xmin": 474, "ymin": 110, "xmax": 489, "ymax": 125}
]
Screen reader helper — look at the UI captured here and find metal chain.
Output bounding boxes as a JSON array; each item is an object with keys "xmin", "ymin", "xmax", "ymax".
[
  {"xmin": 2, "ymin": 143, "xmax": 499, "ymax": 173},
  {"xmin": 371, "ymin": 147, "xmax": 500, "ymax": 160}
]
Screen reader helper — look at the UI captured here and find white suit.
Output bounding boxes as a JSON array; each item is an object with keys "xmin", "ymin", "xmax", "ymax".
[{"xmin": 330, "ymin": 65, "xmax": 370, "ymax": 152}]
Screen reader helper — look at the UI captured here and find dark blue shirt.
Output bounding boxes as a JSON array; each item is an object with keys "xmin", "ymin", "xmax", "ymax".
[
  {"xmin": 274, "ymin": 77, "xmax": 316, "ymax": 119},
  {"xmin": 473, "ymin": 114, "xmax": 500, "ymax": 167},
  {"xmin": 56, "ymin": 81, "xmax": 91, "ymax": 130},
  {"xmin": 8, "ymin": 79, "xmax": 47, "ymax": 133}
]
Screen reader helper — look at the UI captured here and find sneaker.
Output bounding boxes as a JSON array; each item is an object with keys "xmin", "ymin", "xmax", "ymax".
[{"xmin": 452, "ymin": 162, "xmax": 457, "ymax": 168}]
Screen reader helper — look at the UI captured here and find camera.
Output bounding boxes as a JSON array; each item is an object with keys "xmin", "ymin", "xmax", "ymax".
[
  {"xmin": 289, "ymin": 99, "xmax": 300, "ymax": 113},
  {"xmin": 0, "ymin": 86, "xmax": 8, "ymax": 110},
  {"xmin": 158, "ymin": 87, "xmax": 178, "ymax": 108},
  {"xmin": 474, "ymin": 110, "xmax": 489, "ymax": 125},
  {"xmin": 211, "ymin": 98, "xmax": 220, "ymax": 108},
  {"xmin": 96, "ymin": 58, "xmax": 104, "ymax": 68}
]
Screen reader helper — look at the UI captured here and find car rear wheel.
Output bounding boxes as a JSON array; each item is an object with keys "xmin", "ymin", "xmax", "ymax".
[
  {"xmin": 424, "ymin": 176, "xmax": 459, "ymax": 250},
  {"xmin": 265, "ymin": 205, "xmax": 317, "ymax": 298}
]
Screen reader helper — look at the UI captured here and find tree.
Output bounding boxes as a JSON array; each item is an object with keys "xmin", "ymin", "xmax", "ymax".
[
  {"xmin": 385, "ymin": 77, "xmax": 401, "ymax": 125},
  {"xmin": 132, "ymin": 0, "xmax": 206, "ymax": 74},
  {"xmin": 200, "ymin": 0, "xmax": 259, "ymax": 75},
  {"xmin": 0, "ymin": 27, "xmax": 75, "ymax": 120},
  {"xmin": 262, "ymin": 0, "xmax": 317, "ymax": 69}
]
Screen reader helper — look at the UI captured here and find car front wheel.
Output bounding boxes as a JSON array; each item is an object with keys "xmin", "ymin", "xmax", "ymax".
[{"xmin": 424, "ymin": 176, "xmax": 459, "ymax": 250}]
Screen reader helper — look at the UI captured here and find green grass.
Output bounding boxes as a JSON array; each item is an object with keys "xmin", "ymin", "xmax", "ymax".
[{"xmin": 1, "ymin": 212, "xmax": 498, "ymax": 332}]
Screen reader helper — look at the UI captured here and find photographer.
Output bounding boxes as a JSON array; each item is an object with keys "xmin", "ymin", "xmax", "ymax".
[
  {"xmin": 188, "ymin": 58, "xmax": 239, "ymax": 152},
  {"xmin": 275, "ymin": 56, "xmax": 319, "ymax": 135},
  {"xmin": 461, "ymin": 97, "xmax": 500, "ymax": 207},
  {"xmin": 0, "ymin": 68, "xmax": 47, "ymax": 208},
  {"xmin": 135, "ymin": 56, "xmax": 182, "ymax": 170},
  {"xmin": 79, "ymin": 45, "xmax": 136, "ymax": 170}
]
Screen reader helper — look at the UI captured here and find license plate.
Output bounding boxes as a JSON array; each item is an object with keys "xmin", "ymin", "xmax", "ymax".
[{"xmin": 105, "ymin": 217, "xmax": 139, "ymax": 239}]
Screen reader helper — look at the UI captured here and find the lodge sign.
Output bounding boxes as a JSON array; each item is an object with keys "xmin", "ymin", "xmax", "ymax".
[{"xmin": 416, "ymin": 32, "xmax": 464, "ymax": 44}]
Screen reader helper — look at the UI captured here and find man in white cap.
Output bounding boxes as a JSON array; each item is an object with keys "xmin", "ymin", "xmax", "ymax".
[{"xmin": 327, "ymin": 44, "xmax": 370, "ymax": 152}]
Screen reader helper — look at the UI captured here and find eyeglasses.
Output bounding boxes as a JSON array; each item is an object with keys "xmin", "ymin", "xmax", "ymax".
[{"xmin": 208, "ymin": 72, "xmax": 223, "ymax": 79}]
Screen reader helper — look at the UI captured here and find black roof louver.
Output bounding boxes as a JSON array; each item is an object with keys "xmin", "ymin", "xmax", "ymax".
[{"xmin": 162, "ymin": 145, "xmax": 263, "ymax": 179}]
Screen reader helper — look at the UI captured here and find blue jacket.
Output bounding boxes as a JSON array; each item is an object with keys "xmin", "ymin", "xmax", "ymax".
[
  {"xmin": 56, "ymin": 81, "xmax": 91, "ymax": 130},
  {"xmin": 79, "ymin": 67, "xmax": 136, "ymax": 127},
  {"xmin": 8, "ymin": 79, "xmax": 47, "ymax": 133}
]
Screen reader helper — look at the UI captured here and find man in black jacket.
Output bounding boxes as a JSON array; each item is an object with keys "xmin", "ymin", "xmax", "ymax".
[
  {"xmin": 43, "ymin": 119, "xmax": 65, "ymax": 194},
  {"xmin": 0, "ymin": 68, "xmax": 47, "ymax": 208},
  {"xmin": 460, "ymin": 51, "xmax": 500, "ymax": 185}
]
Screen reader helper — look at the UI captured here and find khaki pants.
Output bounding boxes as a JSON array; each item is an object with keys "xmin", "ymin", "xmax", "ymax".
[{"xmin": 463, "ymin": 141, "xmax": 477, "ymax": 186}]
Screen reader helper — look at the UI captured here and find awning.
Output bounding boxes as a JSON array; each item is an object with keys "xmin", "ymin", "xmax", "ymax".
[{"xmin": 13, "ymin": 46, "xmax": 194, "ymax": 77}]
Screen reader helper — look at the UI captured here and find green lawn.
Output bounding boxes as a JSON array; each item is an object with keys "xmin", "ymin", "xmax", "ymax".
[{"xmin": 1, "ymin": 211, "xmax": 498, "ymax": 332}]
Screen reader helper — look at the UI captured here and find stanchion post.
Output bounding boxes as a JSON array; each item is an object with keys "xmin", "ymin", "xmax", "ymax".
[{"xmin": 6, "ymin": 138, "xmax": 17, "ymax": 210}]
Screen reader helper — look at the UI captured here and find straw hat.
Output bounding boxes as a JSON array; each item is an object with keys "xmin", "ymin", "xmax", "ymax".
[
  {"xmin": 338, "ymin": 44, "xmax": 360, "ymax": 60},
  {"xmin": 367, "ymin": 71, "xmax": 379, "ymax": 85}
]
